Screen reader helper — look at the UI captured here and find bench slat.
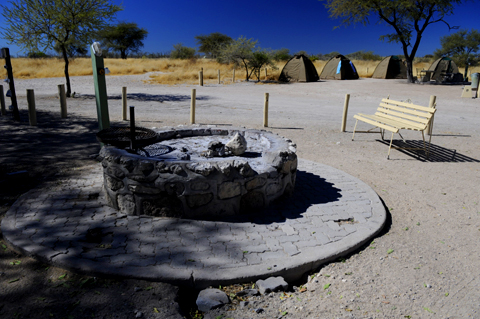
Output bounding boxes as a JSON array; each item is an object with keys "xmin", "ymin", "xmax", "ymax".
[
  {"xmin": 373, "ymin": 113, "xmax": 426, "ymax": 130},
  {"xmin": 354, "ymin": 114, "xmax": 399, "ymax": 133},
  {"xmin": 381, "ymin": 98, "xmax": 435, "ymax": 113},
  {"xmin": 379, "ymin": 102, "xmax": 435, "ymax": 118},
  {"xmin": 376, "ymin": 108, "xmax": 431, "ymax": 126}
]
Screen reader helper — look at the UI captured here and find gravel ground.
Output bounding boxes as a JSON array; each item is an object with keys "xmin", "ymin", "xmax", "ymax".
[{"xmin": 1, "ymin": 73, "xmax": 479, "ymax": 319}]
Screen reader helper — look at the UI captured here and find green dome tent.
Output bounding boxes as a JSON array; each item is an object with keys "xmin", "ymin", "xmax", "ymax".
[
  {"xmin": 278, "ymin": 54, "xmax": 319, "ymax": 82},
  {"xmin": 372, "ymin": 56, "xmax": 407, "ymax": 79},
  {"xmin": 428, "ymin": 57, "xmax": 460, "ymax": 82},
  {"xmin": 319, "ymin": 54, "xmax": 359, "ymax": 80}
]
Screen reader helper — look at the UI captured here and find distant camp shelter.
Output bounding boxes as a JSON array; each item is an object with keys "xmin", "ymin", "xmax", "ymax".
[
  {"xmin": 428, "ymin": 57, "xmax": 460, "ymax": 82},
  {"xmin": 278, "ymin": 54, "xmax": 319, "ymax": 82},
  {"xmin": 319, "ymin": 54, "xmax": 359, "ymax": 80},
  {"xmin": 372, "ymin": 55, "xmax": 407, "ymax": 79}
]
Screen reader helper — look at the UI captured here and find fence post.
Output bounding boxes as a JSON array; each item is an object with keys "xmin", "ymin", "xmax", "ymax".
[
  {"xmin": 218, "ymin": 70, "xmax": 221, "ymax": 84},
  {"xmin": 263, "ymin": 93, "xmax": 269, "ymax": 127},
  {"xmin": 232, "ymin": 69, "xmax": 235, "ymax": 83},
  {"xmin": 427, "ymin": 95, "xmax": 436, "ymax": 135},
  {"xmin": 199, "ymin": 68, "xmax": 204, "ymax": 86},
  {"xmin": 341, "ymin": 94, "xmax": 350, "ymax": 132},
  {"xmin": 58, "ymin": 84, "xmax": 67, "ymax": 118},
  {"xmin": 90, "ymin": 42, "xmax": 110, "ymax": 130},
  {"xmin": 122, "ymin": 86, "xmax": 128, "ymax": 120},
  {"xmin": 190, "ymin": 89, "xmax": 196, "ymax": 124},
  {"xmin": 27, "ymin": 89, "xmax": 37, "ymax": 126},
  {"xmin": 0, "ymin": 85, "xmax": 6, "ymax": 116},
  {"xmin": 265, "ymin": 68, "xmax": 268, "ymax": 80}
]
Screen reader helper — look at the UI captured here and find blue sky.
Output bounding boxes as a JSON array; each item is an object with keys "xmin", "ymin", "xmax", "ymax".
[{"xmin": 1, "ymin": 0, "xmax": 479, "ymax": 57}]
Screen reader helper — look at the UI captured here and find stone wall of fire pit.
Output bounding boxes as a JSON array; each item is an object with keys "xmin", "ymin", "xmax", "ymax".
[{"xmin": 99, "ymin": 126, "xmax": 297, "ymax": 219}]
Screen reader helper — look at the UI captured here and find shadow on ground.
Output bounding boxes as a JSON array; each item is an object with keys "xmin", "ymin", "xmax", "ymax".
[
  {"xmin": 377, "ymin": 139, "xmax": 480, "ymax": 162},
  {"xmin": 80, "ymin": 93, "xmax": 211, "ymax": 103}
]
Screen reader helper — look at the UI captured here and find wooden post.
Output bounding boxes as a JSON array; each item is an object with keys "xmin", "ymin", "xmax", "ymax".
[
  {"xmin": 263, "ymin": 93, "xmax": 269, "ymax": 127},
  {"xmin": 426, "ymin": 95, "xmax": 436, "ymax": 135},
  {"xmin": 58, "ymin": 84, "xmax": 67, "ymax": 118},
  {"xmin": 190, "ymin": 89, "xmax": 196, "ymax": 124},
  {"xmin": 265, "ymin": 68, "xmax": 267, "ymax": 80},
  {"xmin": 122, "ymin": 86, "xmax": 127, "ymax": 120},
  {"xmin": 26, "ymin": 89, "xmax": 37, "ymax": 126},
  {"xmin": 90, "ymin": 43, "xmax": 110, "ymax": 130},
  {"xmin": 232, "ymin": 69, "xmax": 235, "ymax": 83},
  {"xmin": 218, "ymin": 70, "xmax": 221, "ymax": 84},
  {"xmin": 199, "ymin": 68, "xmax": 203, "ymax": 86},
  {"xmin": 0, "ymin": 85, "xmax": 6, "ymax": 116},
  {"xmin": 341, "ymin": 94, "xmax": 350, "ymax": 132}
]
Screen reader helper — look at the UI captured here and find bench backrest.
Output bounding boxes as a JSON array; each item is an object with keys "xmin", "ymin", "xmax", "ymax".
[{"xmin": 376, "ymin": 98, "xmax": 436, "ymax": 131}]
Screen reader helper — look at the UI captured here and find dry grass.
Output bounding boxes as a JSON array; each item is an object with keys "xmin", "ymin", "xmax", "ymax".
[{"xmin": 2, "ymin": 57, "xmax": 480, "ymax": 84}]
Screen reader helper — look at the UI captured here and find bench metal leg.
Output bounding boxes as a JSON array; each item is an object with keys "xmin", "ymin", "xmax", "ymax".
[
  {"xmin": 387, "ymin": 132, "xmax": 395, "ymax": 159},
  {"xmin": 352, "ymin": 120, "xmax": 359, "ymax": 141}
]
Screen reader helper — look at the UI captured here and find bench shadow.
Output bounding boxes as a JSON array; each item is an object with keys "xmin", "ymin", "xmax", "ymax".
[
  {"xmin": 209, "ymin": 170, "xmax": 342, "ymax": 224},
  {"xmin": 377, "ymin": 139, "xmax": 480, "ymax": 162},
  {"xmin": 80, "ymin": 93, "xmax": 210, "ymax": 103}
]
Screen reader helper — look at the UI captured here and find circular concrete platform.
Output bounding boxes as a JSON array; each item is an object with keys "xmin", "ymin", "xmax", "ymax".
[{"xmin": 2, "ymin": 159, "xmax": 386, "ymax": 289}]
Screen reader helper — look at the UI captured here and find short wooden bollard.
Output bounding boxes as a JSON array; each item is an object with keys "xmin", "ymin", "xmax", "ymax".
[
  {"xmin": 265, "ymin": 68, "xmax": 268, "ymax": 80},
  {"xmin": 263, "ymin": 93, "xmax": 269, "ymax": 127},
  {"xmin": 58, "ymin": 84, "xmax": 67, "ymax": 118},
  {"xmin": 122, "ymin": 87, "xmax": 128, "ymax": 120},
  {"xmin": 0, "ymin": 85, "xmax": 6, "ymax": 116},
  {"xmin": 218, "ymin": 70, "xmax": 221, "ymax": 84},
  {"xmin": 426, "ymin": 95, "xmax": 436, "ymax": 135},
  {"xmin": 232, "ymin": 69, "xmax": 235, "ymax": 83},
  {"xmin": 190, "ymin": 89, "xmax": 196, "ymax": 124},
  {"xmin": 341, "ymin": 94, "xmax": 350, "ymax": 132},
  {"xmin": 27, "ymin": 89, "xmax": 37, "ymax": 126},
  {"xmin": 199, "ymin": 69, "xmax": 203, "ymax": 86}
]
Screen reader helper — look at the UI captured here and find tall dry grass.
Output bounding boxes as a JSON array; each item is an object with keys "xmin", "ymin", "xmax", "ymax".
[{"xmin": 2, "ymin": 57, "xmax": 480, "ymax": 84}]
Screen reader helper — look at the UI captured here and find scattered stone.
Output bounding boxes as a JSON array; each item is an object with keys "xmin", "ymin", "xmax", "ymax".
[
  {"xmin": 225, "ymin": 132, "xmax": 247, "ymax": 155},
  {"xmin": 206, "ymin": 141, "xmax": 226, "ymax": 157},
  {"xmin": 134, "ymin": 309, "xmax": 143, "ymax": 318},
  {"xmin": 236, "ymin": 289, "xmax": 259, "ymax": 297},
  {"xmin": 255, "ymin": 308, "xmax": 264, "ymax": 313},
  {"xmin": 256, "ymin": 277, "xmax": 288, "ymax": 295},
  {"xmin": 196, "ymin": 288, "xmax": 230, "ymax": 312}
]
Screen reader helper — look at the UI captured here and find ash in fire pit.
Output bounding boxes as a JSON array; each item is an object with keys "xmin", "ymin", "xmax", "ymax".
[{"xmin": 99, "ymin": 126, "xmax": 297, "ymax": 219}]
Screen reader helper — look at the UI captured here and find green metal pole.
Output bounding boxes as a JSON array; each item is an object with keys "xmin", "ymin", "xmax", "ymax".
[{"xmin": 90, "ymin": 44, "xmax": 110, "ymax": 131}]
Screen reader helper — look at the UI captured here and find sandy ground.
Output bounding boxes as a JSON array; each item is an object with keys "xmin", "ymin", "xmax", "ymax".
[{"xmin": 1, "ymin": 73, "xmax": 479, "ymax": 319}]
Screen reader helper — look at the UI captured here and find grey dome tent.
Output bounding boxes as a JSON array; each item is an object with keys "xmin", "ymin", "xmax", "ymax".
[
  {"xmin": 372, "ymin": 55, "xmax": 407, "ymax": 79},
  {"xmin": 319, "ymin": 54, "xmax": 359, "ymax": 80},
  {"xmin": 278, "ymin": 54, "xmax": 319, "ymax": 82},
  {"xmin": 428, "ymin": 57, "xmax": 460, "ymax": 82}
]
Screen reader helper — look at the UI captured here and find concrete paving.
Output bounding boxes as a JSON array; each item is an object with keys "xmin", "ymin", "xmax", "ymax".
[{"xmin": 2, "ymin": 159, "xmax": 386, "ymax": 289}]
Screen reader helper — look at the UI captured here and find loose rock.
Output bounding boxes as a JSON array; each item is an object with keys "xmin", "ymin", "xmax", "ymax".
[{"xmin": 196, "ymin": 288, "xmax": 230, "ymax": 312}]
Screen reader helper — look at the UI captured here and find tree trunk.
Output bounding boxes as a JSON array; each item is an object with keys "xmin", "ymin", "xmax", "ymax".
[
  {"xmin": 464, "ymin": 64, "xmax": 469, "ymax": 82},
  {"xmin": 121, "ymin": 50, "xmax": 127, "ymax": 59},
  {"xmin": 405, "ymin": 58, "xmax": 415, "ymax": 83},
  {"xmin": 62, "ymin": 46, "xmax": 71, "ymax": 97}
]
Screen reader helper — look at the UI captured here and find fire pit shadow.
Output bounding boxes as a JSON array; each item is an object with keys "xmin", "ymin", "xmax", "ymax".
[{"xmin": 212, "ymin": 170, "xmax": 342, "ymax": 224}]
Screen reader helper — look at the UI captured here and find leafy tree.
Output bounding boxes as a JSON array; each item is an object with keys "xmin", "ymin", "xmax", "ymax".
[
  {"xmin": 195, "ymin": 32, "xmax": 233, "ymax": 59},
  {"xmin": 218, "ymin": 36, "xmax": 275, "ymax": 81},
  {"xmin": 321, "ymin": 0, "xmax": 464, "ymax": 83},
  {"xmin": 248, "ymin": 50, "xmax": 277, "ymax": 81},
  {"xmin": 54, "ymin": 39, "xmax": 88, "ymax": 58},
  {"xmin": 272, "ymin": 48, "xmax": 292, "ymax": 61},
  {"xmin": 170, "ymin": 43, "xmax": 196, "ymax": 59},
  {"xmin": 434, "ymin": 29, "xmax": 480, "ymax": 80},
  {"xmin": 99, "ymin": 21, "xmax": 148, "ymax": 59},
  {"xmin": 0, "ymin": 0, "xmax": 121, "ymax": 97},
  {"xmin": 218, "ymin": 36, "xmax": 257, "ymax": 81}
]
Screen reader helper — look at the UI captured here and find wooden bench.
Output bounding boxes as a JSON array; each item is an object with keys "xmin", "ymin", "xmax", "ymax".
[{"xmin": 352, "ymin": 97, "xmax": 436, "ymax": 159}]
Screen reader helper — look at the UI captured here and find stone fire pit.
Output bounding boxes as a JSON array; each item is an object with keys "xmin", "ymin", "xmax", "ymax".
[{"xmin": 99, "ymin": 126, "xmax": 297, "ymax": 219}]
